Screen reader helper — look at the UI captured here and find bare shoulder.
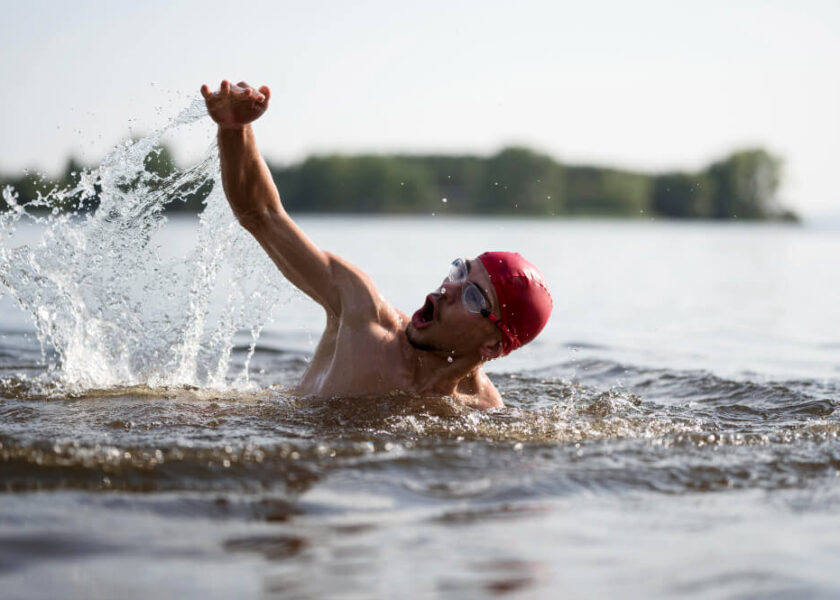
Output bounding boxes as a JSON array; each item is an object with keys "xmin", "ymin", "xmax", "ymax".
[
  {"xmin": 458, "ymin": 368, "xmax": 504, "ymax": 410},
  {"xmin": 326, "ymin": 252, "xmax": 403, "ymax": 328}
]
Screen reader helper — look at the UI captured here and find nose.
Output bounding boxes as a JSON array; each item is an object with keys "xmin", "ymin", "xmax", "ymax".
[{"xmin": 439, "ymin": 280, "xmax": 459, "ymax": 303}]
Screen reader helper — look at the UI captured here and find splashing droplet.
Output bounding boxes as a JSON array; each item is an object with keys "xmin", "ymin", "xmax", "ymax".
[{"xmin": 0, "ymin": 98, "xmax": 291, "ymax": 391}]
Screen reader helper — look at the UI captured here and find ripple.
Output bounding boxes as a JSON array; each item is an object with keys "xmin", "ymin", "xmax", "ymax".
[{"xmin": 0, "ymin": 359, "xmax": 837, "ymax": 498}]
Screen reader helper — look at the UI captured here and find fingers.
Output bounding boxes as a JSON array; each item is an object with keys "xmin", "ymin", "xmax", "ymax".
[
  {"xmin": 247, "ymin": 87, "xmax": 267, "ymax": 104},
  {"xmin": 202, "ymin": 79, "xmax": 269, "ymax": 104},
  {"xmin": 233, "ymin": 82, "xmax": 265, "ymax": 103},
  {"xmin": 230, "ymin": 86, "xmax": 253, "ymax": 101},
  {"xmin": 232, "ymin": 81, "xmax": 251, "ymax": 97}
]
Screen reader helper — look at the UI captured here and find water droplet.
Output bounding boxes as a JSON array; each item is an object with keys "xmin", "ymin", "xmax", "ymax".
[
  {"xmin": 447, "ymin": 356, "xmax": 453, "ymax": 363},
  {"xmin": 1, "ymin": 100, "xmax": 291, "ymax": 391},
  {"xmin": 441, "ymin": 197, "xmax": 447, "ymax": 203}
]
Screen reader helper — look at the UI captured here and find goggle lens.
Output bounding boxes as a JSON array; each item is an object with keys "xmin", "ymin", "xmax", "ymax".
[
  {"xmin": 462, "ymin": 283, "xmax": 487, "ymax": 314},
  {"xmin": 448, "ymin": 258, "xmax": 467, "ymax": 283}
]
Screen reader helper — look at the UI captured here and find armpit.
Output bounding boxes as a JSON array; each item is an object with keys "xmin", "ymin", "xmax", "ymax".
[{"xmin": 328, "ymin": 253, "xmax": 393, "ymax": 324}]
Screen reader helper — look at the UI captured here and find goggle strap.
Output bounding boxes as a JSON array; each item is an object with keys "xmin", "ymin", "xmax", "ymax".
[{"xmin": 481, "ymin": 310, "xmax": 520, "ymax": 351}]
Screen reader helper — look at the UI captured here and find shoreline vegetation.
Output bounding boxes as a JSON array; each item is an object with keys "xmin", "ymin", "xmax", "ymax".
[{"xmin": 1, "ymin": 145, "xmax": 798, "ymax": 222}]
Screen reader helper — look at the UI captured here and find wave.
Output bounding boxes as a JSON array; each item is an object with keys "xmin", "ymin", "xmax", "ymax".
[{"xmin": 1, "ymin": 356, "xmax": 837, "ymax": 497}]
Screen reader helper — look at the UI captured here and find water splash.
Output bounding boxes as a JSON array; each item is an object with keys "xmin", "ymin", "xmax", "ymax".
[{"xmin": 0, "ymin": 99, "xmax": 293, "ymax": 392}]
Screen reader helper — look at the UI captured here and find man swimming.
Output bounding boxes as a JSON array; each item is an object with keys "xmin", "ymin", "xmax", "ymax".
[{"xmin": 200, "ymin": 80, "xmax": 552, "ymax": 409}]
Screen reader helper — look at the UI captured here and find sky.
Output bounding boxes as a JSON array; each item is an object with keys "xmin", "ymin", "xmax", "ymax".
[{"xmin": 1, "ymin": 0, "xmax": 838, "ymax": 218}]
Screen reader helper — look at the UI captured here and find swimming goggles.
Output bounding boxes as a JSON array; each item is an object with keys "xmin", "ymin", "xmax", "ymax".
[
  {"xmin": 448, "ymin": 258, "xmax": 489, "ymax": 314},
  {"xmin": 447, "ymin": 258, "xmax": 517, "ymax": 346}
]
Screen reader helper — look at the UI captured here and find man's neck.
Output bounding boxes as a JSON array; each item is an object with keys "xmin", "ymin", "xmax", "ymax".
[{"xmin": 401, "ymin": 338, "xmax": 483, "ymax": 396}]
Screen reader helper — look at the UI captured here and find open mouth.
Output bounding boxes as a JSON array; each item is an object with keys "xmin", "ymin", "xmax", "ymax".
[{"xmin": 411, "ymin": 294, "xmax": 436, "ymax": 329}]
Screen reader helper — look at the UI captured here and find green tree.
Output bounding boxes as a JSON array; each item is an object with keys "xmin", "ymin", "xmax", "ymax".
[
  {"xmin": 276, "ymin": 155, "xmax": 436, "ymax": 214},
  {"xmin": 411, "ymin": 154, "xmax": 487, "ymax": 213},
  {"xmin": 652, "ymin": 172, "xmax": 713, "ymax": 218},
  {"xmin": 565, "ymin": 167, "xmax": 651, "ymax": 215},
  {"xmin": 706, "ymin": 149, "xmax": 782, "ymax": 219},
  {"xmin": 478, "ymin": 147, "xmax": 565, "ymax": 214}
]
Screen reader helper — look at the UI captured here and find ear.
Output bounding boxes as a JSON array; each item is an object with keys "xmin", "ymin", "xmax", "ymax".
[{"xmin": 480, "ymin": 338, "xmax": 504, "ymax": 360}]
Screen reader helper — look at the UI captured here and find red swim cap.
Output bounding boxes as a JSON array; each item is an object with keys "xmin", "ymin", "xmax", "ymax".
[{"xmin": 478, "ymin": 251, "xmax": 552, "ymax": 356}]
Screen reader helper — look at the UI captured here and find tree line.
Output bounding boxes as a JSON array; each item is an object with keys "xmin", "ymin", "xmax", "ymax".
[{"xmin": 1, "ymin": 145, "xmax": 798, "ymax": 221}]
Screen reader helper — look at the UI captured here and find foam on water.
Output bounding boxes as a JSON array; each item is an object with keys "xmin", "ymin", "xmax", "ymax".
[{"xmin": 0, "ymin": 99, "xmax": 293, "ymax": 392}]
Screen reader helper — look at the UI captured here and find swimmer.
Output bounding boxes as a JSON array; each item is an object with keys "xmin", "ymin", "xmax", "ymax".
[{"xmin": 200, "ymin": 80, "xmax": 552, "ymax": 409}]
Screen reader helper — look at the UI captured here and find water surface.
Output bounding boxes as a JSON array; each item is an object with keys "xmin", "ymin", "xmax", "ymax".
[{"xmin": 1, "ymin": 107, "xmax": 839, "ymax": 598}]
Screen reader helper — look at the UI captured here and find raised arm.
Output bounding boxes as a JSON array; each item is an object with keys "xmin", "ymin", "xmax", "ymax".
[{"xmin": 200, "ymin": 80, "xmax": 341, "ymax": 315}]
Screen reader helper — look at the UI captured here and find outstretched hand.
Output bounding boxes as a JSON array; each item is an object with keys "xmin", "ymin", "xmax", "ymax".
[{"xmin": 200, "ymin": 80, "xmax": 271, "ymax": 129}]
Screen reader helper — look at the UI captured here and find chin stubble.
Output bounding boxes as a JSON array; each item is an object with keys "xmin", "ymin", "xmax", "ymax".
[{"xmin": 405, "ymin": 324, "xmax": 438, "ymax": 352}]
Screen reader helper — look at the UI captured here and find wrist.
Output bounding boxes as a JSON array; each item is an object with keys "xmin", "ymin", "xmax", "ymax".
[
  {"xmin": 218, "ymin": 123, "xmax": 250, "ymax": 131},
  {"xmin": 217, "ymin": 124, "xmax": 253, "ymax": 144}
]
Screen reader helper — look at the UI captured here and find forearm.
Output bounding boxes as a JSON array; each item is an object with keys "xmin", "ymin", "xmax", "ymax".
[
  {"xmin": 217, "ymin": 124, "xmax": 283, "ymax": 224},
  {"xmin": 215, "ymin": 123, "xmax": 341, "ymax": 313}
]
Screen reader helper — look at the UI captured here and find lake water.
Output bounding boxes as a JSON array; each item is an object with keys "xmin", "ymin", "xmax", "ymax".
[{"xmin": 2, "ymin": 213, "xmax": 839, "ymax": 598}]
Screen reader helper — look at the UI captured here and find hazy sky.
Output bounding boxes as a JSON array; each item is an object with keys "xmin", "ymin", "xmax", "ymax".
[{"xmin": 2, "ymin": 0, "xmax": 838, "ymax": 217}]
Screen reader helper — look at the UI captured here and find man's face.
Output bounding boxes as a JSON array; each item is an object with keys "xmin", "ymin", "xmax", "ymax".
[{"xmin": 406, "ymin": 257, "xmax": 502, "ymax": 357}]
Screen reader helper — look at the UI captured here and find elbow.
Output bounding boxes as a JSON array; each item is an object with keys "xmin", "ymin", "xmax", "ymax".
[
  {"xmin": 235, "ymin": 208, "xmax": 266, "ymax": 233},
  {"xmin": 235, "ymin": 206, "xmax": 283, "ymax": 233}
]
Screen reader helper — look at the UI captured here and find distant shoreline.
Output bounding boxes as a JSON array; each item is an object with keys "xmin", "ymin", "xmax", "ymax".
[{"xmin": 1, "ymin": 145, "xmax": 798, "ymax": 222}]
